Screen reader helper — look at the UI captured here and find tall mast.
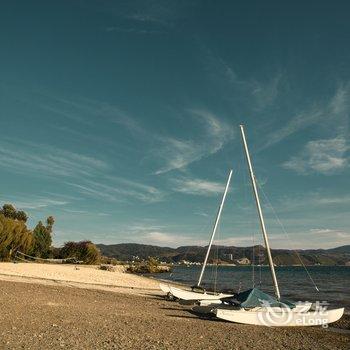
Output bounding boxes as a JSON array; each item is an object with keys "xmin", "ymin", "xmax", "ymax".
[
  {"xmin": 239, "ymin": 125, "xmax": 281, "ymax": 300},
  {"xmin": 197, "ymin": 169, "xmax": 233, "ymax": 287}
]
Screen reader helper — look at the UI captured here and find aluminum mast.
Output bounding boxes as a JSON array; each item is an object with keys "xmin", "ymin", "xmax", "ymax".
[
  {"xmin": 239, "ymin": 124, "xmax": 281, "ymax": 300},
  {"xmin": 197, "ymin": 169, "xmax": 233, "ymax": 287}
]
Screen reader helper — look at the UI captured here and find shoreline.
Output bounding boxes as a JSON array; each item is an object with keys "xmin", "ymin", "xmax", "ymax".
[
  {"xmin": 0, "ymin": 262, "xmax": 349, "ymax": 349},
  {"xmin": 0, "ymin": 262, "xmax": 161, "ymax": 296}
]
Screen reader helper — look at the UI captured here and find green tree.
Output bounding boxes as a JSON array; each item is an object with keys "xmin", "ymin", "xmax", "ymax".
[
  {"xmin": 0, "ymin": 214, "xmax": 33, "ymax": 260},
  {"xmin": 59, "ymin": 241, "xmax": 101, "ymax": 264},
  {"xmin": 31, "ymin": 220, "xmax": 53, "ymax": 258},
  {"xmin": 46, "ymin": 216, "xmax": 55, "ymax": 233},
  {"xmin": 0, "ymin": 204, "xmax": 17, "ymax": 219},
  {"xmin": 0, "ymin": 204, "xmax": 28, "ymax": 222},
  {"xmin": 16, "ymin": 210, "xmax": 28, "ymax": 222}
]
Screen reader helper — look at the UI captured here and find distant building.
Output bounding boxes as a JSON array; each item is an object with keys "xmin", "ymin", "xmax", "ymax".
[{"xmin": 223, "ymin": 253, "xmax": 234, "ymax": 261}]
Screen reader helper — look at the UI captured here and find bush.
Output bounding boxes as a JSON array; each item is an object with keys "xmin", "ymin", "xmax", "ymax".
[
  {"xmin": 127, "ymin": 257, "xmax": 171, "ymax": 274},
  {"xmin": 0, "ymin": 214, "xmax": 33, "ymax": 260},
  {"xmin": 59, "ymin": 241, "xmax": 101, "ymax": 264}
]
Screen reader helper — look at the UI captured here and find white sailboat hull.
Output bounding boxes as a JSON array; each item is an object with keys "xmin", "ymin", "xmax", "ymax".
[
  {"xmin": 194, "ymin": 301, "xmax": 313, "ymax": 315},
  {"xmin": 169, "ymin": 286, "xmax": 233, "ymax": 301},
  {"xmin": 159, "ymin": 283, "xmax": 171, "ymax": 294},
  {"xmin": 215, "ymin": 307, "xmax": 344, "ymax": 326}
]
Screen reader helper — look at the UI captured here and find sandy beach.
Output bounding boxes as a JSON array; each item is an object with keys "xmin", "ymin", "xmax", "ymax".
[
  {"xmin": 0, "ymin": 263, "xmax": 349, "ymax": 350},
  {"xmin": 0, "ymin": 262, "xmax": 160, "ymax": 295}
]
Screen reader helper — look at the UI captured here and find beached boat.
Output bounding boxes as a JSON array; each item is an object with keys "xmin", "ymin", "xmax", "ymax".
[
  {"xmin": 209, "ymin": 125, "xmax": 344, "ymax": 326},
  {"xmin": 159, "ymin": 169, "xmax": 234, "ymax": 301},
  {"xmin": 159, "ymin": 283, "xmax": 171, "ymax": 294},
  {"xmin": 168, "ymin": 286, "xmax": 232, "ymax": 301},
  {"xmin": 215, "ymin": 306, "xmax": 344, "ymax": 327}
]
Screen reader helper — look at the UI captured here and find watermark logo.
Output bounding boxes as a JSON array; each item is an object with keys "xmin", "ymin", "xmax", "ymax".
[{"xmin": 257, "ymin": 300, "xmax": 330, "ymax": 327}]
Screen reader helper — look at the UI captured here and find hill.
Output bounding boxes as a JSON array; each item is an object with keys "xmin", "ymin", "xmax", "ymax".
[{"xmin": 97, "ymin": 243, "xmax": 350, "ymax": 266}]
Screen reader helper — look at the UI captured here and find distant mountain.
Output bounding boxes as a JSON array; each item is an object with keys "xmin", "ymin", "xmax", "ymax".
[
  {"xmin": 97, "ymin": 243, "xmax": 350, "ymax": 266},
  {"xmin": 325, "ymin": 245, "xmax": 350, "ymax": 254}
]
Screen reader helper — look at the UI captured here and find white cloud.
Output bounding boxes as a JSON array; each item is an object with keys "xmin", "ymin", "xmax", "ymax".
[
  {"xmin": 154, "ymin": 109, "xmax": 234, "ymax": 174},
  {"xmin": 194, "ymin": 212, "xmax": 209, "ymax": 217},
  {"xmin": 172, "ymin": 177, "xmax": 225, "ymax": 196},
  {"xmin": 250, "ymin": 74, "xmax": 282, "ymax": 111},
  {"xmin": 261, "ymin": 83, "xmax": 350, "ymax": 150},
  {"xmin": 277, "ymin": 193, "xmax": 350, "ymax": 213},
  {"xmin": 0, "ymin": 197, "xmax": 68, "ymax": 210},
  {"xmin": 315, "ymin": 195, "xmax": 350, "ymax": 205},
  {"xmin": 141, "ymin": 231, "xmax": 180, "ymax": 245},
  {"xmin": 105, "ymin": 26, "xmax": 163, "ymax": 34},
  {"xmin": 202, "ymin": 48, "xmax": 282, "ymax": 111},
  {"xmin": 45, "ymin": 98, "xmax": 234, "ymax": 175},
  {"xmin": 66, "ymin": 177, "xmax": 165, "ymax": 203},
  {"xmin": 154, "ymin": 137, "xmax": 202, "ymax": 175},
  {"xmin": 283, "ymin": 137, "xmax": 349, "ymax": 175},
  {"xmin": 310, "ymin": 228, "xmax": 350, "ymax": 238},
  {"xmin": 262, "ymin": 109, "xmax": 323, "ymax": 150},
  {"xmin": 0, "ymin": 140, "xmax": 108, "ymax": 178},
  {"xmin": 309, "ymin": 228, "xmax": 350, "ymax": 247}
]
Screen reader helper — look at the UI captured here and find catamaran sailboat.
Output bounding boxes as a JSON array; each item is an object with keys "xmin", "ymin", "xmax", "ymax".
[
  {"xmin": 194, "ymin": 125, "xmax": 344, "ymax": 326},
  {"xmin": 160, "ymin": 169, "xmax": 235, "ymax": 301}
]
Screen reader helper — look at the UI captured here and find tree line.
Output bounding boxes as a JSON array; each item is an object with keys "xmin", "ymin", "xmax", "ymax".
[{"xmin": 0, "ymin": 204, "xmax": 100, "ymax": 264}]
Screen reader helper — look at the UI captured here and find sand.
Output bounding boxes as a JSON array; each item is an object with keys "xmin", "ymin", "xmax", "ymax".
[
  {"xmin": 0, "ymin": 262, "xmax": 349, "ymax": 349},
  {"xmin": 0, "ymin": 262, "xmax": 159, "ymax": 295}
]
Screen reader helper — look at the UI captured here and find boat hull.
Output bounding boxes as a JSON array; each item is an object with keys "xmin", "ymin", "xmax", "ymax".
[
  {"xmin": 194, "ymin": 302, "xmax": 313, "ymax": 315},
  {"xmin": 215, "ymin": 307, "xmax": 344, "ymax": 326},
  {"xmin": 159, "ymin": 283, "xmax": 171, "ymax": 294},
  {"xmin": 169, "ymin": 286, "xmax": 233, "ymax": 301}
]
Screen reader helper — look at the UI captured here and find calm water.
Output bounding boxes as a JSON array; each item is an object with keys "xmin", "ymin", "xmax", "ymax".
[{"xmin": 150, "ymin": 265, "xmax": 350, "ymax": 312}]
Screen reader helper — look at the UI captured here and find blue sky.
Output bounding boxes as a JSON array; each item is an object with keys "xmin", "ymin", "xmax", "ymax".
[{"xmin": 0, "ymin": 1, "xmax": 349, "ymax": 249}]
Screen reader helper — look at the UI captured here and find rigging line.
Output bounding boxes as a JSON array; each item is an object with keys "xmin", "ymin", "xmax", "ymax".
[
  {"xmin": 182, "ymin": 218, "xmax": 213, "ymax": 263},
  {"xmin": 195, "ymin": 182, "xmax": 230, "ymax": 287},
  {"xmin": 213, "ymin": 223, "xmax": 220, "ymax": 293},
  {"xmin": 240, "ymin": 136, "xmax": 256, "ymax": 287},
  {"xmin": 256, "ymin": 179, "xmax": 320, "ymax": 292},
  {"xmin": 252, "ymin": 225, "xmax": 255, "ymax": 288},
  {"xmin": 258, "ymin": 243, "xmax": 262, "ymax": 287},
  {"xmin": 250, "ymin": 186, "xmax": 257, "ymax": 289}
]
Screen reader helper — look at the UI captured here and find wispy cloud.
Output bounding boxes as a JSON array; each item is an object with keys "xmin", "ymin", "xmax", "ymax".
[
  {"xmin": 201, "ymin": 47, "xmax": 282, "ymax": 111},
  {"xmin": 62, "ymin": 209, "xmax": 111, "ymax": 217},
  {"xmin": 134, "ymin": 230, "xmax": 208, "ymax": 247},
  {"xmin": 267, "ymin": 192, "xmax": 350, "ymax": 215},
  {"xmin": 194, "ymin": 211, "xmax": 209, "ymax": 217},
  {"xmin": 262, "ymin": 109, "xmax": 323, "ymax": 150},
  {"xmin": 0, "ymin": 139, "xmax": 108, "ymax": 178},
  {"xmin": 310, "ymin": 228, "xmax": 349, "ymax": 237},
  {"xmin": 172, "ymin": 177, "xmax": 225, "ymax": 196},
  {"xmin": 266, "ymin": 230, "xmax": 350, "ymax": 249},
  {"xmin": 127, "ymin": 13, "xmax": 169, "ymax": 25},
  {"xmin": 66, "ymin": 177, "xmax": 165, "ymax": 204},
  {"xmin": 309, "ymin": 228, "xmax": 350, "ymax": 248},
  {"xmin": 75, "ymin": 101, "xmax": 234, "ymax": 174},
  {"xmin": 30, "ymin": 94, "xmax": 235, "ymax": 176},
  {"xmin": 105, "ymin": 26, "xmax": 164, "ymax": 35},
  {"xmin": 282, "ymin": 137, "xmax": 349, "ymax": 175},
  {"xmin": 140, "ymin": 231, "xmax": 180, "ymax": 246},
  {"xmin": 154, "ymin": 109, "xmax": 234, "ymax": 174},
  {"xmin": 0, "ymin": 196, "xmax": 68, "ymax": 210},
  {"xmin": 261, "ymin": 83, "xmax": 350, "ymax": 150}
]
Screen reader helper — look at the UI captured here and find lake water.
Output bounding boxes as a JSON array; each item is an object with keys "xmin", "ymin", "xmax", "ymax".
[{"xmin": 150, "ymin": 265, "xmax": 350, "ymax": 312}]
